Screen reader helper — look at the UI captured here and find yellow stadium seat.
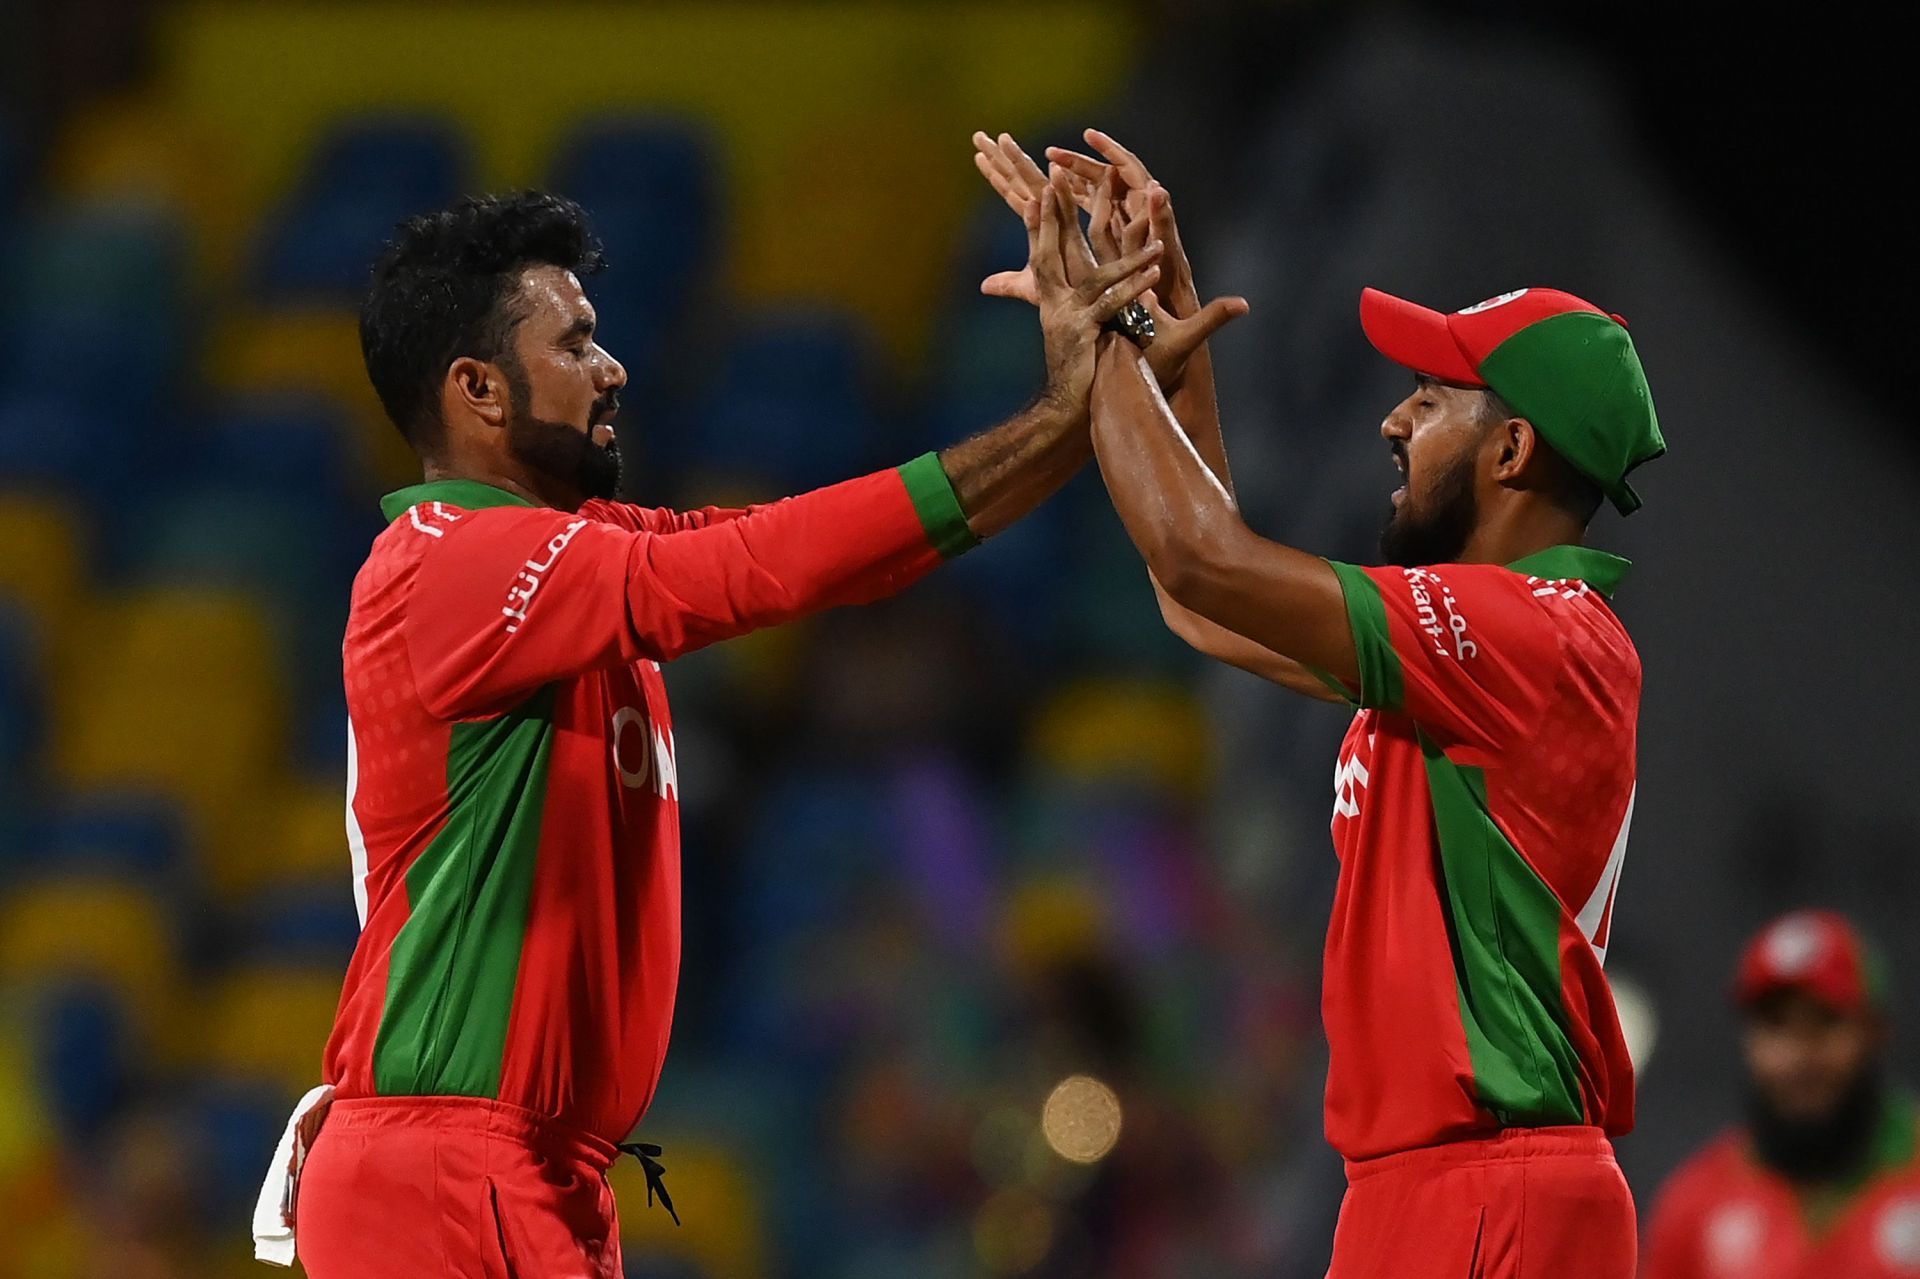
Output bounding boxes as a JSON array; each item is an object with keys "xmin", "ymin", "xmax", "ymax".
[
  {"xmin": 209, "ymin": 777, "xmax": 350, "ymax": 897},
  {"xmin": 0, "ymin": 494, "xmax": 86, "ymax": 637},
  {"xmin": 193, "ymin": 966, "xmax": 340, "ymax": 1099},
  {"xmin": 0, "ymin": 879, "xmax": 180, "ymax": 1033},
  {"xmin": 49, "ymin": 92, "xmax": 246, "ymax": 284},
  {"xmin": 610, "ymin": 1138, "xmax": 766, "ymax": 1278},
  {"xmin": 52, "ymin": 590, "xmax": 284, "ymax": 889},
  {"xmin": 1028, "ymin": 679, "xmax": 1214, "ymax": 798},
  {"xmin": 203, "ymin": 309, "xmax": 415, "ymax": 489}
]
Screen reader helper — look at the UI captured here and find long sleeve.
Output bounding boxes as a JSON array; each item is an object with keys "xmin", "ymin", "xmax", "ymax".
[{"xmin": 401, "ymin": 454, "xmax": 974, "ymax": 718}]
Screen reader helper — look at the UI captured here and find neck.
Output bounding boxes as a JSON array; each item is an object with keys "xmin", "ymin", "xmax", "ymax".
[
  {"xmin": 421, "ymin": 457, "xmax": 579, "ymax": 511},
  {"xmin": 1458, "ymin": 495, "xmax": 1586, "ymax": 567}
]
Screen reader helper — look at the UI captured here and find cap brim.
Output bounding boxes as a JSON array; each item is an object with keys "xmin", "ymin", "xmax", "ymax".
[{"xmin": 1359, "ymin": 288, "xmax": 1483, "ymax": 386}]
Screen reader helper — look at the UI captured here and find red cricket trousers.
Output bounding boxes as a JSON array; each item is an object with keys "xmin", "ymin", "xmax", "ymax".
[
  {"xmin": 295, "ymin": 1096, "xmax": 623, "ymax": 1278},
  {"xmin": 1328, "ymin": 1125, "xmax": 1636, "ymax": 1279}
]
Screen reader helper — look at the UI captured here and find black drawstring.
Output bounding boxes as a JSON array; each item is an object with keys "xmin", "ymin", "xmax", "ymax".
[{"xmin": 616, "ymin": 1141, "xmax": 680, "ymax": 1226}]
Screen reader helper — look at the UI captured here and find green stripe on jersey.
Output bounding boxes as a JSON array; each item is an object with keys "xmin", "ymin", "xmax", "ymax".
[
  {"xmin": 1328, "ymin": 561, "xmax": 1403, "ymax": 712},
  {"xmin": 898, "ymin": 453, "xmax": 979, "ymax": 560},
  {"xmin": 373, "ymin": 688, "xmax": 555, "ymax": 1097},
  {"xmin": 1420, "ymin": 732, "xmax": 1584, "ymax": 1126}
]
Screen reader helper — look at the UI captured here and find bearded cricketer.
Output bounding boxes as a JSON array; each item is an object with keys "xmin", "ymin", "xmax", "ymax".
[
  {"xmin": 248, "ymin": 189, "xmax": 1178, "ymax": 1275},
  {"xmin": 1644, "ymin": 911, "xmax": 1920, "ymax": 1279},
  {"xmin": 977, "ymin": 130, "xmax": 1664, "ymax": 1278}
]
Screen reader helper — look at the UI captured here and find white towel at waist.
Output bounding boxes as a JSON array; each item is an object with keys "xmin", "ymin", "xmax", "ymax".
[{"xmin": 250, "ymin": 1083, "xmax": 334, "ymax": 1266}]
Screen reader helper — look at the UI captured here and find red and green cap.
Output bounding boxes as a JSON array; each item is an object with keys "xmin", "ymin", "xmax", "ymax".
[
  {"xmin": 1359, "ymin": 286, "xmax": 1665, "ymax": 514},
  {"xmin": 1734, "ymin": 909, "xmax": 1888, "ymax": 1016}
]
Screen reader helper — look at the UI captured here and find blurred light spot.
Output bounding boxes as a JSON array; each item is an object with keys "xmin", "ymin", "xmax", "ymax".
[
  {"xmin": 1611, "ymin": 970, "xmax": 1659, "ymax": 1077},
  {"xmin": 972, "ymin": 1190, "xmax": 1054, "ymax": 1274},
  {"xmin": 1040, "ymin": 1074, "xmax": 1122, "ymax": 1164}
]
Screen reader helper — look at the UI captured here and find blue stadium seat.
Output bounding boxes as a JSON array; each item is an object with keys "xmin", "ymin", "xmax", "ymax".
[
  {"xmin": 0, "ymin": 602, "xmax": 40, "ymax": 781},
  {"xmin": 195, "ymin": 394, "xmax": 358, "ymax": 496},
  {"xmin": 255, "ymin": 115, "xmax": 468, "ymax": 300},
  {"xmin": 548, "ymin": 116, "xmax": 718, "ymax": 373},
  {"xmin": 679, "ymin": 310, "xmax": 879, "ymax": 489},
  {"xmin": 178, "ymin": 1078, "xmax": 291, "ymax": 1222},
  {"xmin": 32, "ymin": 788, "xmax": 188, "ymax": 882},
  {"xmin": 25, "ymin": 976, "xmax": 134, "ymax": 1144},
  {"xmin": 236, "ymin": 877, "xmax": 360, "ymax": 968},
  {"xmin": 0, "ymin": 394, "xmax": 139, "ymax": 502}
]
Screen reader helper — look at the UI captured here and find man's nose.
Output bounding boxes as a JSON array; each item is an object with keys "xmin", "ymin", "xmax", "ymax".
[
  {"xmin": 594, "ymin": 345, "xmax": 627, "ymax": 391},
  {"xmin": 1381, "ymin": 398, "xmax": 1413, "ymax": 441}
]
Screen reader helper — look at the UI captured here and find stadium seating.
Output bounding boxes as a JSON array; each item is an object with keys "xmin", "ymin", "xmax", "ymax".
[
  {"xmin": 52, "ymin": 589, "xmax": 284, "ymax": 892},
  {"xmin": 254, "ymin": 115, "xmax": 469, "ymax": 300},
  {"xmin": 0, "ymin": 491, "xmax": 86, "ymax": 633},
  {"xmin": 681, "ymin": 308, "xmax": 882, "ymax": 488},
  {"xmin": 0, "ymin": 875, "xmax": 181, "ymax": 1036},
  {"xmin": 0, "ymin": 603, "xmax": 41, "ymax": 782},
  {"xmin": 191, "ymin": 965, "xmax": 343, "ymax": 1099},
  {"xmin": 28, "ymin": 788, "xmax": 189, "ymax": 884},
  {"xmin": 548, "ymin": 116, "xmax": 719, "ymax": 384}
]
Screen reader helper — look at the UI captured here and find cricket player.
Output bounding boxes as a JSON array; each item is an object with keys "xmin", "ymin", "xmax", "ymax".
[
  {"xmin": 976, "ymin": 130, "xmax": 1664, "ymax": 1278},
  {"xmin": 1644, "ymin": 910, "xmax": 1920, "ymax": 1278},
  {"xmin": 249, "ymin": 189, "xmax": 1194, "ymax": 1275}
]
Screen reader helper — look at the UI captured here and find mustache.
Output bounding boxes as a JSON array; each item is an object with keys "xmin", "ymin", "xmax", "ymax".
[{"xmin": 591, "ymin": 392, "xmax": 621, "ymax": 426}]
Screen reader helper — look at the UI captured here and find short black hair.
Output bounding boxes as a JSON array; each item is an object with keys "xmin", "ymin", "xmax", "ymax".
[
  {"xmin": 360, "ymin": 191, "xmax": 604, "ymax": 453},
  {"xmin": 1477, "ymin": 388, "xmax": 1603, "ymax": 525}
]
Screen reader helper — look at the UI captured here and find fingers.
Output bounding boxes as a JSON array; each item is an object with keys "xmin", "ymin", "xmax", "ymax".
[
  {"xmin": 1089, "ymin": 262, "xmax": 1162, "ymax": 323},
  {"xmin": 1048, "ymin": 169, "xmax": 1098, "ymax": 279},
  {"xmin": 980, "ymin": 269, "xmax": 1038, "ymax": 303},
  {"xmin": 1032, "ymin": 184, "xmax": 1066, "ymax": 290},
  {"xmin": 1181, "ymin": 295, "xmax": 1251, "ymax": 343},
  {"xmin": 1085, "ymin": 128, "xmax": 1154, "ymax": 189},
  {"xmin": 997, "ymin": 132, "xmax": 1048, "ymax": 194},
  {"xmin": 1044, "ymin": 147, "xmax": 1111, "ymax": 186},
  {"xmin": 1082, "ymin": 239, "xmax": 1164, "ymax": 298},
  {"xmin": 1089, "ymin": 169, "xmax": 1120, "ymax": 261}
]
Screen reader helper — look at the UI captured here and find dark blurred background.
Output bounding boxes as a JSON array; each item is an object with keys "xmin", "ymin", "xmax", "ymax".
[{"xmin": 0, "ymin": 2, "xmax": 1910, "ymax": 1276}]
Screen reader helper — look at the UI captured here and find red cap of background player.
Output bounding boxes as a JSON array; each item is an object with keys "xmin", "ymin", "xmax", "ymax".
[{"xmin": 1734, "ymin": 909, "xmax": 1886, "ymax": 1016}]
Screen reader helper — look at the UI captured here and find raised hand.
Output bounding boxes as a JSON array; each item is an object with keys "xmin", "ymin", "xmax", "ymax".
[
  {"xmin": 971, "ymin": 130, "xmax": 1246, "ymax": 390},
  {"xmin": 1026, "ymin": 175, "xmax": 1162, "ymax": 420}
]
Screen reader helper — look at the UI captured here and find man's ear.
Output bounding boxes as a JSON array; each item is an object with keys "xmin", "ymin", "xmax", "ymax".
[
  {"xmin": 1490, "ymin": 415, "xmax": 1537, "ymax": 486},
  {"xmin": 448, "ymin": 356, "xmax": 508, "ymax": 428}
]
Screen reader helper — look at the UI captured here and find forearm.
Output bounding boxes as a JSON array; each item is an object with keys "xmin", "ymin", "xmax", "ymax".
[
  {"xmin": 937, "ymin": 396, "xmax": 1089, "ymax": 540},
  {"xmin": 1151, "ymin": 576, "xmax": 1343, "ymax": 703},
  {"xmin": 1164, "ymin": 341, "xmax": 1233, "ymax": 498},
  {"xmin": 1089, "ymin": 336, "xmax": 1356, "ymax": 682}
]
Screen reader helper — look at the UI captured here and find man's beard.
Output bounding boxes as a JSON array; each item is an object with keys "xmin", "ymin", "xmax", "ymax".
[
  {"xmin": 501, "ymin": 360, "xmax": 622, "ymax": 502},
  {"xmin": 1379, "ymin": 444, "xmax": 1478, "ymax": 567},
  {"xmin": 1747, "ymin": 1066, "xmax": 1885, "ymax": 1183}
]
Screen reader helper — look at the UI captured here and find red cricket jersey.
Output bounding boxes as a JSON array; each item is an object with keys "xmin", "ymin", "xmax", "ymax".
[
  {"xmin": 1321, "ymin": 546, "xmax": 1640, "ymax": 1161},
  {"xmin": 1643, "ymin": 1095, "xmax": 1920, "ymax": 1279},
  {"xmin": 322, "ymin": 456, "xmax": 974, "ymax": 1144}
]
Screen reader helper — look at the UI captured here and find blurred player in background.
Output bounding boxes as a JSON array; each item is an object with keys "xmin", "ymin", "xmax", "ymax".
[
  {"xmin": 977, "ymin": 130, "xmax": 1664, "ymax": 1278},
  {"xmin": 249, "ymin": 189, "xmax": 1191, "ymax": 1277},
  {"xmin": 1644, "ymin": 910, "xmax": 1920, "ymax": 1278}
]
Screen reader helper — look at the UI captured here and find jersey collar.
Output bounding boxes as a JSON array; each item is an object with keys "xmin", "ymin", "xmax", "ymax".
[
  {"xmin": 1505, "ymin": 545, "xmax": 1631, "ymax": 598},
  {"xmin": 379, "ymin": 479, "xmax": 537, "ymax": 522}
]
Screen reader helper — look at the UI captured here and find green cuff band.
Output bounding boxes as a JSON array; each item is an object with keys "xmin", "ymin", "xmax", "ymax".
[
  {"xmin": 898, "ymin": 452, "xmax": 979, "ymax": 560},
  {"xmin": 1328, "ymin": 560, "xmax": 1404, "ymax": 712}
]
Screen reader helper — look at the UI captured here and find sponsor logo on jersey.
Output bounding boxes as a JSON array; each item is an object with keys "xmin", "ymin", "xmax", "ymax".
[
  {"xmin": 611, "ymin": 705, "xmax": 678, "ymax": 800},
  {"xmin": 502, "ymin": 519, "xmax": 589, "ymax": 633},
  {"xmin": 1402, "ymin": 567, "xmax": 1477, "ymax": 660}
]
